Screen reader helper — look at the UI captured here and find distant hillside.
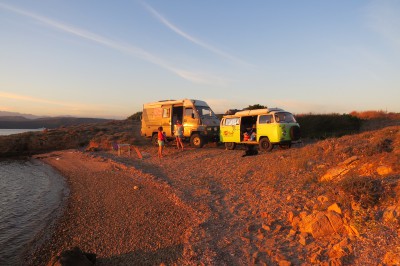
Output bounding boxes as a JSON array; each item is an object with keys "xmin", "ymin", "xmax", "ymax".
[
  {"xmin": 0, "ymin": 111, "xmax": 45, "ymax": 119},
  {"xmin": 0, "ymin": 116, "xmax": 113, "ymax": 129}
]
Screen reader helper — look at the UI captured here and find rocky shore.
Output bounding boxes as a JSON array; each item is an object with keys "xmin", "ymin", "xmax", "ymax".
[{"xmin": 20, "ymin": 124, "xmax": 400, "ymax": 265}]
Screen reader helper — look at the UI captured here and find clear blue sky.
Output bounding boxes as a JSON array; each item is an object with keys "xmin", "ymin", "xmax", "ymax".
[{"xmin": 1, "ymin": 0, "xmax": 399, "ymax": 119}]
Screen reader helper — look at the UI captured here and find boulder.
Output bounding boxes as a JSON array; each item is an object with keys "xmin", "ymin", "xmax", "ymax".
[{"xmin": 298, "ymin": 211, "xmax": 346, "ymax": 238}]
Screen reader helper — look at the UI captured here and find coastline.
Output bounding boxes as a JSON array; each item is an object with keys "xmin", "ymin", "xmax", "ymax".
[{"xmin": 25, "ymin": 149, "xmax": 195, "ymax": 265}]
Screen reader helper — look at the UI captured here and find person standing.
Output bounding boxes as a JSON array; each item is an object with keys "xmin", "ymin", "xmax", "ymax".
[
  {"xmin": 157, "ymin": 126, "xmax": 166, "ymax": 158},
  {"xmin": 175, "ymin": 120, "xmax": 184, "ymax": 151}
]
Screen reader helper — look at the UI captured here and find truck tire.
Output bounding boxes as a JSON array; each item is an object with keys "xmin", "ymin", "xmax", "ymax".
[
  {"xmin": 190, "ymin": 133, "xmax": 204, "ymax": 148},
  {"xmin": 225, "ymin": 142, "xmax": 236, "ymax": 150},
  {"xmin": 259, "ymin": 137, "xmax": 273, "ymax": 152},
  {"xmin": 151, "ymin": 134, "xmax": 158, "ymax": 146}
]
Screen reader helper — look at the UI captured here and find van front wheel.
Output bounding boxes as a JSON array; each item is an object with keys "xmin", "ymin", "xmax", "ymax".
[
  {"xmin": 190, "ymin": 134, "xmax": 204, "ymax": 148},
  {"xmin": 259, "ymin": 138, "xmax": 273, "ymax": 152}
]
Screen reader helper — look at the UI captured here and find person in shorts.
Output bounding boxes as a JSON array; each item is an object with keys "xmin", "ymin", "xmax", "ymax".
[{"xmin": 175, "ymin": 120, "xmax": 184, "ymax": 151}]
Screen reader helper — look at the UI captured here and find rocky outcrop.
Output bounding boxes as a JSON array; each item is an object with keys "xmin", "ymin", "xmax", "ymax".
[{"xmin": 319, "ymin": 156, "xmax": 359, "ymax": 182}]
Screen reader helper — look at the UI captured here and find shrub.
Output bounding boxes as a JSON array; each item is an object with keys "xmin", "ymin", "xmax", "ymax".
[
  {"xmin": 296, "ymin": 113, "xmax": 362, "ymax": 139},
  {"xmin": 339, "ymin": 176, "xmax": 384, "ymax": 208}
]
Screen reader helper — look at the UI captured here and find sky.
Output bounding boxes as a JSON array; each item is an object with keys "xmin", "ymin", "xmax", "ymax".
[{"xmin": 1, "ymin": 0, "xmax": 400, "ymax": 119}]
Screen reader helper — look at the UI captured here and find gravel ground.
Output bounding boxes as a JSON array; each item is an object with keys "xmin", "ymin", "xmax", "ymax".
[{"xmin": 24, "ymin": 126, "xmax": 400, "ymax": 265}]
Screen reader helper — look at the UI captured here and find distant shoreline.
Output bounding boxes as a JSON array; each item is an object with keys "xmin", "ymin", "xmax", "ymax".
[{"xmin": 0, "ymin": 128, "xmax": 45, "ymax": 136}]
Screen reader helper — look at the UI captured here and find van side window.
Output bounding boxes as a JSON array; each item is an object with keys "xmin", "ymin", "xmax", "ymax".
[
  {"xmin": 185, "ymin": 108, "xmax": 192, "ymax": 116},
  {"xmin": 162, "ymin": 108, "xmax": 170, "ymax": 118},
  {"xmin": 259, "ymin": 115, "xmax": 272, "ymax": 124},
  {"xmin": 225, "ymin": 118, "xmax": 239, "ymax": 126}
]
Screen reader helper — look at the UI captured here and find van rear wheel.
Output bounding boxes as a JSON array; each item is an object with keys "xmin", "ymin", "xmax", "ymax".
[
  {"xmin": 190, "ymin": 134, "xmax": 204, "ymax": 148},
  {"xmin": 225, "ymin": 142, "xmax": 236, "ymax": 150},
  {"xmin": 259, "ymin": 138, "xmax": 273, "ymax": 152}
]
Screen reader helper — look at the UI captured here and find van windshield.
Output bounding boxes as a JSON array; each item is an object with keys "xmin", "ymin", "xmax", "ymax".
[
  {"xmin": 274, "ymin": 112, "xmax": 296, "ymax": 123},
  {"xmin": 196, "ymin": 105, "xmax": 217, "ymax": 117}
]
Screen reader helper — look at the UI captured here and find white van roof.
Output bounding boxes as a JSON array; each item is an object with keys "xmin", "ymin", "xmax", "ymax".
[
  {"xmin": 143, "ymin": 99, "xmax": 209, "ymax": 108},
  {"xmin": 232, "ymin": 108, "xmax": 285, "ymax": 117}
]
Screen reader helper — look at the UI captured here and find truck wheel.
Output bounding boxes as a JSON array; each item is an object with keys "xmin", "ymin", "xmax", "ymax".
[
  {"xmin": 151, "ymin": 134, "xmax": 158, "ymax": 146},
  {"xmin": 225, "ymin": 142, "xmax": 236, "ymax": 150},
  {"xmin": 259, "ymin": 138, "xmax": 273, "ymax": 152},
  {"xmin": 190, "ymin": 134, "xmax": 204, "ymax": 148}
]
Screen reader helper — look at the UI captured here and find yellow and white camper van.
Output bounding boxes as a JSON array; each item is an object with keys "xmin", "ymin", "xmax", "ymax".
[
  {"xmin": 141, "ymin": 99, "xmax": 220, "ymax": 148},
  {"xmin": 220, "ymin": 108, "xmax": 301, "ymax": 151}
]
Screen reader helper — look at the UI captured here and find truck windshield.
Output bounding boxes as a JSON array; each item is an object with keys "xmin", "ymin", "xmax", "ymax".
[
  {"xmin": 196, "ymin": 106, "xmax": 216, "ymax": 117},
  {"xmin": 274, "ymin": 112, "xmax": 296, "ymax": 123}
]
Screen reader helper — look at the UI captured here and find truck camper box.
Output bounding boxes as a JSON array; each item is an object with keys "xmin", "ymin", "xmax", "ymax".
[{"xmin": 141, "ymin": 99, "xmax": 220, "ymax": 148}]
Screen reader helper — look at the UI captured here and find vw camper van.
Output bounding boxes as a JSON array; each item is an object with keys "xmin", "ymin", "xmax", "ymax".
[{"xmin": 220, "ymin": 108, "xmax": 301, "ymax": 151}]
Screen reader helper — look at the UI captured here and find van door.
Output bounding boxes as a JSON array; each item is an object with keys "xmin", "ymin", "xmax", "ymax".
[
  {"xmin": 257, "ymin": 114, "xmax": 277, "ymax": 141},
  {"xmin": 161, "ymin": 105, "xmax": 173, "ymax": 137},
  {"xmin": 220, "ymin": 117, "xmax": 241, "ymax": 143}
]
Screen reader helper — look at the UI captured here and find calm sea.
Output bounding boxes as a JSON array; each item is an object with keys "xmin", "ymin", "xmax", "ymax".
[
  {"xmin": 0, "ymin": 159, "xmax": 68, "ymax": 266},
  {"xmin": 0, "ymin": 129, "xmax": 44, "ymax": 136}
]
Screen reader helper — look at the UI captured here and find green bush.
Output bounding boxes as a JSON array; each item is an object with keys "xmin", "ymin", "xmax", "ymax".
[{"xmin": 296, "ymin": 113, "xmax": 362, "ymax": 139}]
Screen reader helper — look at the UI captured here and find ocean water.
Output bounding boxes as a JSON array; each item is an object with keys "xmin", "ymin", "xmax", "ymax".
[
  {"xmin": 0, "ymin": 159, "xmax": 68, "ymax": 266},
  {"xmin": 0, "ymin": 129, "xmax": 44, "ymax": 136}
]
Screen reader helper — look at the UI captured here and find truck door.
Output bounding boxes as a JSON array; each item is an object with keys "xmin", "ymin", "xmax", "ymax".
[
  {"xmin": 183, "ymin": 107, "xmax": 197, "ymax": 137},
  {"xmin": 220, "ymin": 117, "xmax": 241, "ymax": 143},
  {"xmin": 161, "ymin": 105, "xmax": 173, "ymax": 137}
]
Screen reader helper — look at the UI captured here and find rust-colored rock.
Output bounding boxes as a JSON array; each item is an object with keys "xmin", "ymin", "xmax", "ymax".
[{"xmin": 298, "ymin": 211, "xmax": 346, "ymax": 238}]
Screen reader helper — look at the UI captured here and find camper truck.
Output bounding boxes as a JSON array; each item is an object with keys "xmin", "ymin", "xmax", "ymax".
[
  {"xmin": 141, "ymin": 99, "xmax": 220, "ymax": 148},
  {"xmin": 220, "ymin": 108, "xmax": 301, "ymax": 151}
]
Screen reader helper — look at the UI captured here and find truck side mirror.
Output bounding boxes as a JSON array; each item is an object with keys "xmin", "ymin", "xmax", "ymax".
[{"xmin": 191, "ymin": 113, "xmax": 195, "ymax": 119}]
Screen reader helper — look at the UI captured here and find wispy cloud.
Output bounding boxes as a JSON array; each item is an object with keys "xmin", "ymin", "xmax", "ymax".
[
  {"xmin": 0, "ymin": 3, "xmax": 226, "ymax": 85},
  {"xmin": 141, "ymin": 2, "xmax": 252, "ymax": 67}
]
